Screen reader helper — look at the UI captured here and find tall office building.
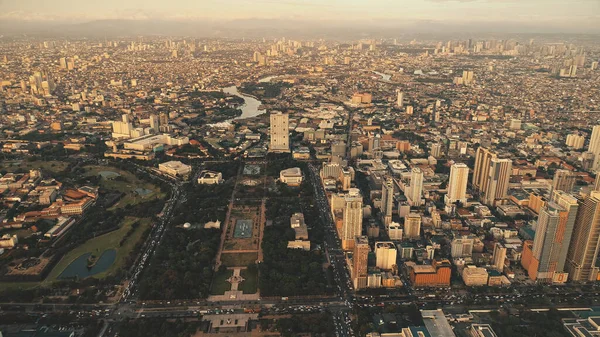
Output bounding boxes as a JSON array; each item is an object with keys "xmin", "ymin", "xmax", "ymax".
[
  {"xmin": 396, "ymin": 90, "xmax": 404, "ymax": 108},
  {"xmin": 341, "ymin": 189, "xmax": 363, "ymax": 250},
  {"xmin": 404, "ymin": 213, "xmax": 421, "ymax": 240},
  {"xmin": 159, "ymin": 112, "xmax": 169, "ymax": 126},
  {"xmin": 566, "ymin": 192, "xmax": 600, "ymax": 282},
  {"xmin": 524, "ymin": 191, "xmax": 579, "ymax": 282},
  {"xmin": 149, "ymin": 114, "xmax": 159, "ymax": 133},
  {"xmin": 595, "ymin": 175, "xmax": 600, "ymax": 192},
  {"xmin": 445, "ymin": 163, "xmax": 469, "ymax": 205},
  {"xmin": 589, "ymin": 125, "xmax": 600, "ymax": 171},
  {"xmin": 381, "ymin": 177, "xmax": 394, "ymax": 225},
  {"xmin": 407, "ymin": 168, "xmax": 424, "ymax": 207},
  {"xmin": 352, "ymin": 236, "xmax": 370, "ymax": 289},
  {"xmin": 375, "ymin": 242, "xmax": 397, "ymax": 270},
  {"xmin": 492, "ymin": 242, "xmax": 507, "ymax": 272},
  {"xmin": 269, "ymin": 112, "xmax": 290, "ymax": 153},
  {"xmin": 482, "ymin": 158, "xmax": 512, "ymax": 206},
  {"xmin": 552, "ymin": 169, "xmax": 577, "ymax": 194},
  {"xmin": 451, "ymin": 237, "xmax": 474, "ymax": 258},
  {"xmin": 472, "ymin": 147, "xmax": 497, "ymax": 194}
]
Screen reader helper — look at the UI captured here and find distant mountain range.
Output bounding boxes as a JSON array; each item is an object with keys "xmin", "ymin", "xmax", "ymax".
[{"xmin": 0, "ymin": 18, "xmax": 598, "ymax": 39}]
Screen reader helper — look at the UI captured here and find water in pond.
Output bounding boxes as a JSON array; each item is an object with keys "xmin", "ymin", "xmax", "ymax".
[
  {"xmin": 135, "ymin": 188, "xmax": 152, "ymax": 196},
  {"xmin": 59, "ymin": 249, "xmax": 117, "ymax": 279},
  {"xmin": 99, "ymin": 171, "xmax": 120, "ymax": 179}
]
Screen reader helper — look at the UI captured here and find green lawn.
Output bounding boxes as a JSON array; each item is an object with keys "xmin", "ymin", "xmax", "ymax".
[
  {"xmin": 239, "ymin": 268, "xmax": 258, "ymax": 294},
  {"xmin": 220, "ymin": 252, "xmax": 258, "ymax": 267},
  {"xmin": 82, "ymin": 165, "xmax": 165, "ymax": 209},
  {"xmin": 210, "ymin": 269, "xmax": 233, "ymax": 295},
  {"xmin": 45, "ymin": 217, "xmax": 151, "ymax": 281}
]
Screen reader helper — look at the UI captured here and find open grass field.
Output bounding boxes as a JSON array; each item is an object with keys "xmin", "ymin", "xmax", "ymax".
[
  {"xmin": 82, "ymin": 165, "xmax": 165, "ymax": 209},
  {"xmin": 2, "ymin": 160, "xmax": 69, "ymax": 174},
  {"xmin": 220, "ymin": 252, "xmax": 258, "ymax": 267},
  {"xmin": 210, "ymin": 269, "xmax": 233, "ymax": 295},
  {"xmin": 240, "ymin": 268, "xmax": 258, "ymax": 294},
  {"xmin": 45, "ymin": 217, "xmax": 151, "ymax": 281}
]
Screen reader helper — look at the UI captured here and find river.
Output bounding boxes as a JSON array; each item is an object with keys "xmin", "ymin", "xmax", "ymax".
[
  {"xmin": 220, "ymin": 86, "xmax": 266, "ymax": 123},
  {"xmin": 373, "ymin": 71, "xmax": 391, "ymax": 82},
  {"xmin": 258, "ymin": 75, "xmax": 279, "ymax": 83}
]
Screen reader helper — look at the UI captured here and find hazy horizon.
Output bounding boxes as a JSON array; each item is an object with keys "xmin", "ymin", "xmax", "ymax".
[{"xmin": 1, "ymin": 0, "xmax": 599, "ymax": 36}]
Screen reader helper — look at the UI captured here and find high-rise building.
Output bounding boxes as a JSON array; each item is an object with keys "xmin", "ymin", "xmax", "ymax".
[
  {"xmin": 594, "ymin": 175, "xmax": 600, "ymax": 192},
  {"xmin": 407, "ymin": 168, "xmax": 424, "ymax": 207},
  {"xmin": 375, "ymin": 242, "xmax": 397, "ymax": 270},
  {"xmin": 341, "ymin": 189, "xmax": 363, "ymax": 250},
  {"xmin": 404, "ymin": 213, "xmax": 421, "ymax": 240},
  {"xmin": 523, "ymin": 191, "xmax": 579, "ymax": 282},
  {"xmin": 269, "ymin": 112, "xmax": 290, "ymax": 153},
  {"xmin": 566, "ymin": 134, "xmax": 586, "ymax": 149},
  {"xmin": 396, "ymin": 90, "xmax": 404, "ymax": 108},
  {"xmin": 552, "ymin": 169, "xmax": 577, "ymax": 194},
  {"xmin": 472, "ymin": 147, "xmax": 497, "ymax": 194},
  {"xmin": 149, "ymin": 114, "xmax": 159, "ymax": 133},
  {"xmin": 462, "ymin": 70, "xmax": 474, "ymax": 85},
  {"xmin": 451, "ymin": 237, "xmax": 474, "ymax": 258},
  {"xmin": 430, "ymin": 143, "xmax": 442, "ymax": 158},
  {"xmin": 589, "ymin": 125, "xmax": 600, "ymax": 171},
  {"xmin": 482, "ymin": 158, "xmax": 512, "ymax": 206},
  {"xmin": 492, "ymin": 242, "xmax": 507, "ymax": 272},
  {"xmin": 566, "ymin": 192, "xmax": 600, "ymax": 282},
  {"xmin": 159, "ymin": 112, "xmax": 169, "ymax": 126},
  {"xmin": 445, "ymin": 163, "xmax": 469, "ymax": 206},
  {"xmin": 352, "ymin": 236, "xmax": 370, "ymax": 289},
  {"xmin": 381, "ymin": 177, "xmax": 394, "ymax": 225}
]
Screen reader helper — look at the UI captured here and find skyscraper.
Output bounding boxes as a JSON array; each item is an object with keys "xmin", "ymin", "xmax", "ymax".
[
  {"xmin": 159, "ymin": 112, "xmax": 169, "ymax": 126},
  {"xmin": 341, "ymin": 189, "xmax": 363, "ymax": 250},
  {"xmin": 445, "ymin": 163, "xmax": 469, "ymax": 206},
  {"xmin": 404, "ymin": 213, "xmax": 421, "ymax": 240},
  {"xmin": 589, "ymin": 125, "xmax": 600, "ymax": 171},
  {"xmin": 566, "ymin": 192, "xmax": 600, "ymax": 282},
  {"xmin": 594, "ymin": 175, "xmax": 600, "ymax": 192},
  {"xmin": 396, "ymin": 90, "xmax": 404, "ymax": 108},
  {"xmin": 482, "ymin": 158, "xmax": 512, "ymax": 206},
  {"xmin": 269, "ymin": 112, "xmax": 290, "ymax": 153},
  {"xmin": 407, "ymin": 168, "xmax": 424, "ymax": 207},
  {"xmin": 552, "ymin": 169, "xmax": 577, "ymax": 194},
  {"xmin": 492, "ymin": 242, "xmax": 507, "ymax": 272},
  {"xmin": 472, "ymin": 147, "xmax": 497, "ymax": 194},
  {"xmin": 352, "ymin": 236, "xmax": 370, "ymax": 289},
  {"xmin": 149, "ymin": 114, "xmax": 159, "ymax": 133},
  {"xmin": 524, "ymin": 191, "xmax": 579, "ymax": 282},
  {"xmin": 375, "ymin": 242, "xmax": 397, "ymax": 270},
  {"xmin": 381, "ymin": 177, "xmax": 394, "ymax": 225}
]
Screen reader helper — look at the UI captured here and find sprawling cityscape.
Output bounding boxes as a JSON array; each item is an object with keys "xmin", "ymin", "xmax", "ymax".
[{"xmin": 1, "ymin": 1, "xmax": 600, "ymax": 336}]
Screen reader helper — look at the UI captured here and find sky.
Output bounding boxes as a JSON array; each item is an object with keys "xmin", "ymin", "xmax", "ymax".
[{"xmin": 0, "ymin": 0, "xmax": 599, "ymax": 33}]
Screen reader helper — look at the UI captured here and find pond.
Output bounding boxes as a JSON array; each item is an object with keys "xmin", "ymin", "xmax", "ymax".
[
  {"xmin": 58, "ymin": 249, "xmax": 117, "ymax": 279},
  {"xmin": 135, "ymin": 188, "xmax": 153, "ymax": 196},
  {"xmin": 99, "ymin": 171, "xmax": 121, "ymax": 179}
]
